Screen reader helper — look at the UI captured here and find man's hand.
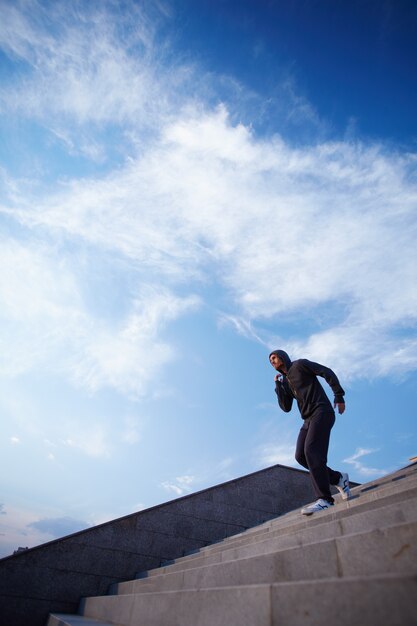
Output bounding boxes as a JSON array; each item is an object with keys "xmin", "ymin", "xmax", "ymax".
[
  {"xmin": 334, "ymin": 402, "xmax": 345, "ymax": 414},
  {"xmin": 275, "ymin": 374, "xmax": 284, "ymax": 383}
]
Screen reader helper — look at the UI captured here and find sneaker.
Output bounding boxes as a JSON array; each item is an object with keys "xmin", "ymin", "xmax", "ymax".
[
  {"xmin": 336, "ymin": 472, "xmax": 351, "ymax": 500},
  {"xmin": 301, "ymin": 499, "xmax": 334, "ymax": 516}
]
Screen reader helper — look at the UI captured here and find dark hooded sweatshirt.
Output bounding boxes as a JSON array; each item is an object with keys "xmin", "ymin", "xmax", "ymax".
[{"xmin": 270, "ymin": 350, "xmax": 345, "ymax": 420}]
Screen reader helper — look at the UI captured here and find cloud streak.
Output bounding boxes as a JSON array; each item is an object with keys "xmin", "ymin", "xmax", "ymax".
[
  {"xmin": 3, "ymin": 108, "xmax": 416, "ymax": 384},
  {"xmin": 256, "ymin": 442, "xmax": 298, "ymax": 469},
  {"xmin": 0, "ymin": 0, "xmax": 177, "ymax": 128},
  {"xmin": 161, "ymin": 475, "xmax": 196, "ymax": 497},
  {"xmin": 343, "ymin": 447, "xmax": 388, "ymax": 478},
  {"xmin": 0, "ymin": 237, "xmax": 200, "ymax": 396}
]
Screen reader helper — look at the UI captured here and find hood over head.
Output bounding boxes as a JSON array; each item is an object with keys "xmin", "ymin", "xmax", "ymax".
[{"xmin": 269, "ymin": 349, "xmax": 292, "ymax": 373}]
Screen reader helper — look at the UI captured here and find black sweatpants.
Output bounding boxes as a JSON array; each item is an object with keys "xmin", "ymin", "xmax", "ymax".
[{"xmin": 295, "ymin": 410, "xmax": 341, "ymax": 503}]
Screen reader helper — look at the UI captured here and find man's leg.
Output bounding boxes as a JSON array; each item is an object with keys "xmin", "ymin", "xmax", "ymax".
[
  {"xmin": 295, "ymin": 421, "xmax": 309, "ymax": 470},
  {"xmin": 303, "ymin": 411, "xmax": 336, "ymax": 503},
  {"xmin": 328, "ymin": 467, "xmax": 343, "ymax": 486}
]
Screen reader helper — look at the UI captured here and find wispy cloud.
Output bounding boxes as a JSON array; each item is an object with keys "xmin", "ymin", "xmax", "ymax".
[
  {"xmin": 68, "ymin": 290, "xmax": 201, "ymax": 396},
  {"xmin": 160, "ymin": 456, "xmax": 240, "ymax": 499},
  {"xmin": 63, "ymin": 425, "xmax": 111, "ymax": 459},
  {"xmin": 254, "ymin": 414, "xmax": 299, "ymax": 470},
  {"xmin": 3, "ymin": 106, "xmax": 416, "ymax": 385},
  {"xmin": 0, "ymin": 0, "xmax": 176, "ymax": 130},
  {"xmin": 161, "ymin": 475, "xmax": 196, "ymax": 496},
  {"xmin": 0, "ymin": 237, "xmax": 200, "ymax": 396},
  {"xmin": 120, "ymin": 415, "xmax": 144, "ymax": 445},
  {"xmin": 343, "ymin": 447, "xmax": 389, "ymax": 478},
  {"xmin": 218, "ymin": 314, "xmax": 266, "ymax": 345},
  {"xmin": 256, "ymin": 442, "xmax": 298, "ymax": 469}
]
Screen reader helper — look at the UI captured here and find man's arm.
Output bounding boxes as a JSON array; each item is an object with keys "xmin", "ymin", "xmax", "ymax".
[
  {"xmin": 274, "ymin": 375, "xmax": 294, "ymax": 412},
  {"xmin": 302, "ymin": 359, "xmax": 345, "ymax": 412}
]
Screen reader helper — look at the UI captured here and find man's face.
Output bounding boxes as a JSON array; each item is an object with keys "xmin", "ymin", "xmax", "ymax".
[{"xmin": 269, "ymin": 354, "xmax": 283, "ymax": 371}]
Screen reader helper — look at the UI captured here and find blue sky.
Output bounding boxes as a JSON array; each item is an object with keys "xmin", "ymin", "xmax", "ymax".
[{"xmin": 0, "ymin": 0, "xmax": 416, "ymax": 557}]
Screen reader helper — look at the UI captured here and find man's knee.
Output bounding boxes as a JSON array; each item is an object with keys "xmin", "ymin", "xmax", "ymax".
[
  {"xmin": 305, "ymin": 446, "xmax": 326, "ymax": 470},
  {"xmin": 295, "ymin": 450, "xmax": 308, "ymax": 468}
]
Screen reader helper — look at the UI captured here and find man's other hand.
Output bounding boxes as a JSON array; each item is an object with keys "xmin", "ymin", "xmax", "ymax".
[{"xmin": 334, "ymin": 402, "xmax": 345, "ymax": 414}]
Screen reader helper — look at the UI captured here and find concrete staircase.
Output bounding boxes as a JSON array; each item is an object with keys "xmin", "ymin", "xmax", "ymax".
[{"xmin": 47, "ymin": 462, "xmax": 417, "ymax": 626}]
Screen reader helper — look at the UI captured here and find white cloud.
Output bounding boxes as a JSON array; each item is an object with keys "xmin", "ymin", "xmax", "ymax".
[
  {"xmin": 218, "ymin": 314, "xmax": 266, "ymax": 344},
  {"xmin": 160, "ymin": 458, "xmax": 239, "ymax": 498},
  {"xmin": 254, "ymin": 414, "xmax": 300, "ymax": 471},
  {"xmin": 120, "ymin": 416, "xmax": 143, "ymax": 445},
  {"xmin": 161, "ymin": 475, "xmax": 196, "ymax": 496},
  {"xmin": 216, "ymin": 457, "xmax": 234, "ymax": 472},
  {"xmin": 0, "ymin": 238, "xmax": 84, "ymax": 377},
  {"xmin": 10, "ymin": 436, "xmax": 21, "ymax": 445},
  {"xmin": 343, "ymin": 447, "xmax": 388, "ymax": 478},
  {"xmin": 69, "ymin": 289, "xmax": 200, "ymax": 396},
  {"xmin": 201, "ymin": 457, "xmax": 238, "ymax": 486},
  {"xmin": 0, "ymin": 238, "xmax": 200, "ymax": 396},
  {"xmin": 256, "ymin": 442, "xmax": 297, "ymax": 469},
  {"xmin": 0, "ymin": 0, "xmax": 170, "ymax": 128},
  {"xmin": 3, "ymin": 107, "xmax": 417, "ymax": 387},
  {"xmin": 63, "ymin": 425, "xmax": 111, "ymax": 458},
  {"xmin": 2, "ymin": 110, "xmax": 417, "ymax": 391}
]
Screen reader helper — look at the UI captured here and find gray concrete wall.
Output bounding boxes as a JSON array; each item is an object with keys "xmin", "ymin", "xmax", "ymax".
[{"xmin": 0, "ymin": 463, "xmax": 314, "ymax": 626}]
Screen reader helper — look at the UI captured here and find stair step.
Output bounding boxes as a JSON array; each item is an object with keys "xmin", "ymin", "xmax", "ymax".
[
  {"xmin": 207, "ymin": 475, "xmax": 417, "ymax": 546},
  {"xmin": 131, "ymin": 484, "xmax": 417, "ymax": 580},
  {"xmin": 70, "ymin": 573, "xmax": 417, "ymax": 626},
  {"xmin": 223, "ymin": 494, "xmax": 417, "ymax": 564},
  {"xmin": 271, "ymin": 573, "xmax": 417, "ymax": 626},
  {"xmin": 208, "ymin": 491, "xmax": 415, "ymax": 559},
  {"xmin": 112, "ymin": 519, "xmax": 417, "ymax": 594},
  {"xmin": 170, "ymin": 471, "xmax": 417, "ymax": 559}
]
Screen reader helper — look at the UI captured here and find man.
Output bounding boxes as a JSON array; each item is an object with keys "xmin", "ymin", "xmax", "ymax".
[{"xmin": 269, "ymin": 349, "xmax": 350, "ymax": 515}]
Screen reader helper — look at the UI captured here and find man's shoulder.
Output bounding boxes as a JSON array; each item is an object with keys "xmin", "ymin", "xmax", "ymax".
[
  {"xmin": 288, "ymin": 359, "xmax": 305, "ymax": 375},
  {"xmin": 289, "ymin": 359, "xmax": 317, "ymax": 375},
  {"xmin": 290, "ymin": 358, "xmax": 308, "ymax": 368}
]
